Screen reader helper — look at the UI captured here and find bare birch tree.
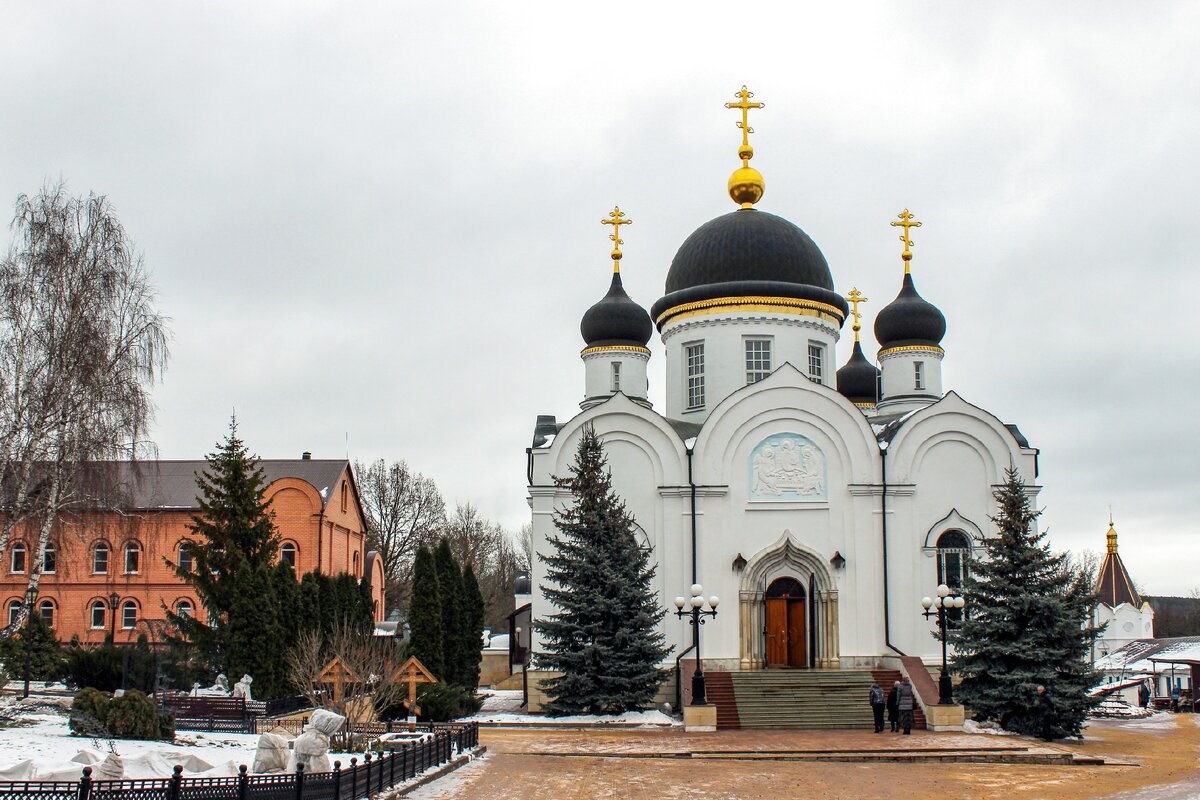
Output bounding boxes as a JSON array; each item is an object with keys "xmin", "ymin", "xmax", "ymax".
[
  {"xmin": 354, "ymin": 459, "xmax": 446, "ymax": 612},
  {"xmin": 0, "ymin": 185, "xmax": 168, "ymax": 639}
]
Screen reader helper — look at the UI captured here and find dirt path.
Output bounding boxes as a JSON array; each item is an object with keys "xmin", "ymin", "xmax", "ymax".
[{"xmin": 403, "ymin": 716, "xmax": 1200, "ymax": 800}]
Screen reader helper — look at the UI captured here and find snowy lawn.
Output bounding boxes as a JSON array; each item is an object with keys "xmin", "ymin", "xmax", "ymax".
[{"xmin": 468, "ymin": 690, "xmax": 679, "ymax": 726}]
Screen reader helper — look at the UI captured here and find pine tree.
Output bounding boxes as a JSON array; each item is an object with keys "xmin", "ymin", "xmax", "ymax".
[
  {"xmin": 169, "ymin": 418, "xmax": 280, "ymax": 663},
  {"xmin": 0, "ymin": 613, "xmax": 65, "ymax": 681},
  {"xmin": 535, "ymin": 425, "xmax": 669, "ymax": 715},
  {"xmin": 952, "ymin": 467, "xmax": 1100, "ymax": 739},
  {"xmin": 408, "ymin": 545, "xmax": 444, "ymax": 680},
  {"xmin": 298, "ymin": 571, "xmax": 322, "ymax": 635},
  {"xmin": 271, "ymin": 561, "xmax": 302, "ymax": 651},
  {"xmin": 357, "ymin": 577, "xmax": 376, "ymax": 632},
  {"xmin": 434, "ymin": 539, "xmax": 466, "ymax": 686},
  {"xmin": 461, "ymin": 563, "xmax": 486, "ymax": 691},
  {"xmin": 225, "ymin": 565, "xmax": 283, "ymax": 698}
]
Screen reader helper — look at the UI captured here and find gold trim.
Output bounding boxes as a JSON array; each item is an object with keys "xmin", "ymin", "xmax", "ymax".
[
  {"xmin": 853, "ymin": 401, "xmax": 876, "ymax": 409},
  {"xmin": 657, "ymin": 295, "xmax": 845, "ymax": 326},
  {"xmin": 581, "ymin": 344, "xmax": 651, "ymax": 356},
  {"xmin": 877, "ymin": 344, "xmax": 944, "ymax": 357}
]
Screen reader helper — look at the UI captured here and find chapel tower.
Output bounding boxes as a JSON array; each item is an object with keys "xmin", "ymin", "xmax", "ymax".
[{"xmin": 1094, "ymin": 519, "xmax": 1155, "ymax": 653}]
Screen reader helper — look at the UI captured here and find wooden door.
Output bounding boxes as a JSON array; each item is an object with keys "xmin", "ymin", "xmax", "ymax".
[
  {"xmin": 766, "ymin": 598, "xmax": 788, "ymax": 666},
  {"xmin": 786, "ymin": 600, "xmax": 807, "ymax": 667}
]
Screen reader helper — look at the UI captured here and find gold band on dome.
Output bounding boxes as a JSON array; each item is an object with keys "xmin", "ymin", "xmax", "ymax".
[
  {"xmin": 656, "ymin": 295, "xmax": 845, "ymax": 327},
  {"xmin": 581, "ymin": 344, "xmax": 651, "ymax": 356},
  {"xmin": 853, "ymin": 401, "xmax": 876, "ymax": 409},
  {"xmin": 877, "ymin": 344, "xmax": 944, "ymax": 357}
]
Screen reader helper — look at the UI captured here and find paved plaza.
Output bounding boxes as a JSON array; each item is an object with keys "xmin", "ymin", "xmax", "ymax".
[{"xmin": 404, "ymin": 715, "xmax": 1200, "ymax": 800}]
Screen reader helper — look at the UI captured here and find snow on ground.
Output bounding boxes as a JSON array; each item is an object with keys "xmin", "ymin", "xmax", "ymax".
[
  {"xmin": 469, "ymin": 689, "xmax": 679, "ymax": 726},
  {"xmin": 0, "ymin": 702, "xmax": 364, "ymax": 780}
]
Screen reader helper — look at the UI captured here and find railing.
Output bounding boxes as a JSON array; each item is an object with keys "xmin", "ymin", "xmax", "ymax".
[
  {"xmin": 157, "ymin": 693, "xmax": 309, "ymax": 734},
  {"xmin": 0, "ymin": 724, "xmax": 479, "ymax": 800}
]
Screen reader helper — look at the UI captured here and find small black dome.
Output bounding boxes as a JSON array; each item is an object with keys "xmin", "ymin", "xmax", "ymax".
[
  {"xmin": 664, "ymin": 209, "xmax": 834, "ymax": 293},
  {"xmin": 836, "ymin": 341, "xmax": 880, "ymax": 405},
  {"xmin": 580, "ymin": 273, "xmax": 652, "ymax": 348},
  {"xmin": 873, "ymin": 273, "xmax": 946, "ymax": 349}
]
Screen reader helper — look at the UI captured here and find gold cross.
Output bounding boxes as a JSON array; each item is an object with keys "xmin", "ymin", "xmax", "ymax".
[
  {"xmin": 602, "ymin": 206, "xmax": 633, "ymax": 273},
  {"xmin": 890, "ymin": 209, "xmax": 922, "ymax": 273},
  {"xmin": 846, "ymin": 288, "xmax": 868, "ymax": 342},
  {"xmin": 725, "ymin": 86, "xmax": 764, "ymax": 164}
]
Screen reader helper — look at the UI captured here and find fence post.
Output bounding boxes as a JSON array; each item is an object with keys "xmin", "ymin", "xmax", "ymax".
[
  {"xmin": 364, "ymin": 752, "xmax": 373, "ymax": 797},
  {"xmin": 169, "ymin": 765, "xmax": 184, "ymax": 800},
  {"xmin": 332, "ymin": 761, "xmax": 342, "ymax": 800},
  {"xmin": 389, "ymin": 746, "xmax": 395, "ymax": 788},
  {"xmin": 349, "ymin": 757, "xmax": 357, "ymax": 800},
  {"xmin": 294, "ymin": 762, "xmax": 305, "ymax": 800},
  {"xmin": 238, "ymin": 765, "xmax": 249, "ymax": 800},
  {"xmin": 77, "ymin": 766, "xmax": 92, "ymax": 800}
]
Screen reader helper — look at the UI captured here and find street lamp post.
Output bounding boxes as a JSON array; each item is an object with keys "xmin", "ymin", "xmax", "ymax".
[
  {"xmin": 108, "ymin": 592, "xmax": 120, "ymax": 643},
  {"xmin": 673, "ymin": 584, "xmax": 719, "ymax": 706},
  {"xmin": 23, "ymin": 585, "xmax": 39, "ymax": 699},
  {"xmin": 921, "ymin": 583, "xmax": 965, "ymax": 705}
]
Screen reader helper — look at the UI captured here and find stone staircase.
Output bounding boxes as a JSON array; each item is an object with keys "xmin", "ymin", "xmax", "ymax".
[
  {"xmin": 725, "ymin": 670, "xmax": 877, "ymax": 729},
  {"xmin": 870, "ymin": 669, "xmax": 927, "ymax": 730},
  {"xmin": 703, "ymin": 671, "xmax": 741, "ymax": 729}
]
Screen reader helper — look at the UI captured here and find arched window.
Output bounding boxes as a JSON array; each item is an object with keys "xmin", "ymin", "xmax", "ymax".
[
  {"xmin": 352, "ymin": 551, "xmax": 359, "ymax": 575},
  {"xmin": 280, "ymin": 542, "xmax": 297, "ymax": 569},
  {"xmin": 93, "ymin": 542, "xmax": 110, "ymax": 574},
  {"xmin": 937, "ymin": 530, "xmax": 971, "ymax": 626},
  {"xmin": 42, "ymin": 543, "xmax": 56, "ymax": 574},
  {"xmin": 121, "ymin": 600, "xmax": 138, "ymax": 629},
  {"xmin": 340, "ymin": 481, "xmax": 348, "ymax": 512},
  {"xmin": 177, "ymin": 543, "xmax": 193, "ymax": 573},
  {"xmin": 6, "ymin": 600, "xmax": 21, "ymax": 626},
  {"xmin": 10, "ymin": 543, "xmax": 26, "ymax": 574},
  {"xmin": 90, "ymin": 600, "xmax": 106, "ymax": 629},
  {"xmin": 38, "ymin": 599, "xmax": 55, "ymax": 627},
  {"xmin": 175, "ymin": 600, "xmax": 193, "ymax": 619},
  {"xmin": 124, "ymin": 542, "xmax": 141, "ymax": 574}
]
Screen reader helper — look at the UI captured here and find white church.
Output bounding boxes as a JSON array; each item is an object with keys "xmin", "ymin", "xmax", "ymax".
[{"xmin": 524, "ymin": 89, "xmax": 1040, "ymax": 715}]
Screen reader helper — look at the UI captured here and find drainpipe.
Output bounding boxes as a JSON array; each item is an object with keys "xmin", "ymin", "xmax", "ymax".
[
  {"xmin": 881, "ymin": 444, "xmax": 905, "ymax": 657},
  {"xmin": 317, "ymin": 507, "xmax": 325, "ymax": 573}
]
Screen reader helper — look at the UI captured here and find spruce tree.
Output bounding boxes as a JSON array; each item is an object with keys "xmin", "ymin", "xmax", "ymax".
[
  {"xmin": 271, "ymin": 561, "xmax": 302, "ymax": 651},
  {"xmin": 408, "ymin": 546, "xmax": 444, "ymax": 680},
  {"xmin": 434, "ymin": 539, "xmax": 466, "ymax": 686},
  {"xmin": 535, "ymin": 425, "xmax": 669, "ymax": 715},
  {"xmin": 461, "ymin": 563, "xmax": 486, "ymax": 690},
  {"xmin": 298, "ymin": 571, "xmax": 322, "ymax": 635},
  {"xmin": 225, "ymin": 565, "xmax": 283, "ymax": 698},
  {"xmin": 0, "ymin": 613, "xmax": 65, "ymax": 681},
  {"xmin": 357, "ymin": 577, "xmax": 376, "ymax": 632},
  {"xmin": 952, "ymin": 467, "xmax": 1100, "ymax": 739},
  {"xmin": 169, "ymin": 418, "xmax": 280, "ymax": 664}
]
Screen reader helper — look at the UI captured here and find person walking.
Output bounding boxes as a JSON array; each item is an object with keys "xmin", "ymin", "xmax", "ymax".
[
  {"xmin": 896, "ymin": 676, "xmax": 916, "ymax": 735},
  {"xmin": 887, "ymin": 680, "xmax": 900, "ymax": 732},
  {"xmin": 869, "ymin": 682, "xmax": 886, "ymax": 733},
  {"xmin": 1037, "ymin": 685, "xmax": 1055, "ymax": 741}
]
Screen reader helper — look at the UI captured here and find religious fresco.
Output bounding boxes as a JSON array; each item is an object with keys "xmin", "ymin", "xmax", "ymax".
[{"xmin": 749, "ymin": 433, "xmax": 827, "ymax": 501}]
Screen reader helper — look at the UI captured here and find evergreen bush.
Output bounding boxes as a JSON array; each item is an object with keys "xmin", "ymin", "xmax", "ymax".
[
  {"xmin": 0, "ymin": 614, "xmax": 66, "ymax": 681},
  {"xmin": 415, "ymin": 683, "xmax": 481, "ymax": 721},
  {"xmin": 103, "ymin": 690, "xmax": 169, "ymax": 741},
  {"xmin": 69, "ymin": 688, "xmax": 112, "ymax": 737}
]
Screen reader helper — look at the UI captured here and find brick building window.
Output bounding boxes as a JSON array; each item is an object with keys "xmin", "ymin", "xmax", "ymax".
[
  {"xmin": 39, "ymin": 600, "xmax": 55, "ymax": 628},
  {"xmin": 93, "ymin": 542, "xmax": 109, "ymax": 574},
  {"xmin": 177, "ymin": 543, "xmax": 193, "ymax": 573},
  {"xmin": 175, "ymin": 600, "xmax": 193, "ymax": 619},
  {"xmin": 121, "ymin": 601, "xmax": 138, "ymax": 629},
  {"xmin": 90, "ymin": 601, "xmax": 106, "ymax": 629},
  {"xmin": 352, "ymin": 551, "xmax": 359, "ymax": 576},
  {"xmin": 10, "ymin": 543, "xmax": 25, "ymax": 573},
  {"xmin": 280, "ymin": 542, "xmax": 297, "ymax": 569},
  {"xmin": 42, "ymin": 543, "xmax": 56, "ymax": 574},
  {"xmin": 6, "ymin": 600, "xmax": 19, "ymax": 626},
  {"xmin": 341, "ymin": 481, "xmax": 348, "ymax": 512},
  {"xmin": 124, "ymin": 542, "xmax": 141, "ymax": 574}
]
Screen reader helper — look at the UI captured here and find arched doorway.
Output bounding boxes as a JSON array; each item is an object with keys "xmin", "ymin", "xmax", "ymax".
[{"xmin": 765, "ymin": 577, "xmax": 807, "ymax": 667}]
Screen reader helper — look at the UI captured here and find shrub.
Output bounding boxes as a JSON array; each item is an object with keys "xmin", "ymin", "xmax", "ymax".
[
  {"xmin": 416, "ymin": 684, "xmax": 481, "ymax": 722},
  {"xmin": 103, "ymin": 690, "xmax": 166, "ymax": 741},
  {"xmin": 69, "ymin": 688, "xmax": 112, "ymax": 737}
]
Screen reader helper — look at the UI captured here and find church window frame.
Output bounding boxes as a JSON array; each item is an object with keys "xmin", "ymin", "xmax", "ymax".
[
  {"xmin": 914, "ymin": 361, "xmax": 925, "ymax": 391},
  {"xmin": 10, "ymin": 542, "xmax": 26, "ymax": 574},
  {"xmin": 341, "ymin": 481, "xmax": 349, "ymax": 512},
  {"xmin": 685, "ymin": 342, "xmax": 705, "ymax": 410},
  {"xmin": 280, "ymin": 541, "xmax": 297, "ymax": 570},
  {"xmin": 611, "ymin": 361, "xmax": 621, "ymax": 392},
  {"xmin": 807, "ymin": 342, "xmax": 824, "ymax": 383},
  {"xmin": 744, "ymin": 338, "xmax": 773, "ymax": 385},
  {"xmin": 936, "ymin": 530, "xmax": 971, "ymax": 626}
]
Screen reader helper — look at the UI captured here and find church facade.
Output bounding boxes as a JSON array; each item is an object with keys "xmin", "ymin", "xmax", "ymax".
[{"xmin": 525, "ymin": 89, "xmax": 1039, "ymax": 693}]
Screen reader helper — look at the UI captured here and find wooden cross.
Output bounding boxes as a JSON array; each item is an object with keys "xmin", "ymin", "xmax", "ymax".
[
  {"xmin": 846, "ymin": 288, "xmax": 868, "ymax": 342},
  {"xmin": 725, "ymin": 86, "xmax": 764, "ymax": 158},
  {"xmin": 316, "ymin": 655, "xmax": 362, "ymax": 704},
  {"xmin": 890, "ymin": 209, "xmax": 922, "ymax": 272},
  {"xmin": 391, "ymin": 656, "xmax": 437, "ymax": 731},
  {"xmin": 601, "ymin": 206, "xmax": 632, "ymax": 272}
]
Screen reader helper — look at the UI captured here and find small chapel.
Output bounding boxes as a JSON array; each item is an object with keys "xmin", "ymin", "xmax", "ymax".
[{"xmin": 524, "ymin": 88, "xmax": 1040, "ymax": 716}]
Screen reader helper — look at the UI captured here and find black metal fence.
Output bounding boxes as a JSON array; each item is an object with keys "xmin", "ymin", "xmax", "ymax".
[
  {"xmin": 157, "ymin": 694, "xmax": 310, "ymax": 735},
  {"xmin": 0, "ymin": 723, "xmax": 479, "ymax": 800}
]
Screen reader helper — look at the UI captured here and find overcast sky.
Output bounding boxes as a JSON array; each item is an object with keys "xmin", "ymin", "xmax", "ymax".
[{"xmin": 1, "ymin": 2, "xmax": 1197, "ymax": 594}]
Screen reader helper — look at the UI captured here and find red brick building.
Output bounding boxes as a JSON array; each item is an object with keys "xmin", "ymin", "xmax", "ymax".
[{"xmin": 1, "ymin": 458, "xmax": 385, "ymax": 645}]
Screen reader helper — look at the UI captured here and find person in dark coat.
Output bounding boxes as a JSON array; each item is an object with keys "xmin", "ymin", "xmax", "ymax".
[
  {"xmin": 1037, "ymin": 685, "xmax": 1054, "ymax": 741},
  {"xmin": 1138, "ymin": 682, "xmax": 1151, "ymax": 709},
  {"xmin": 886, "ymin": 681, "xmax": 900, "ymax": 732},
  {"xmin": 896, "ymin": 677, "xmax": 916, "ymax": 735},
  {"xmin": 869, "ymin": 682, "xmax": 886, "ymax": 733}
]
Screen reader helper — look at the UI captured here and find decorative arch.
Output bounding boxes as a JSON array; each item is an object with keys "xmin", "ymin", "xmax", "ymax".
[
  {"xmin": 737, "ymin": 531, "xmax": 840, "ymax": 669},
  {"xmin": 922, "ymin": 508, "xmax": 984, "ymax": 551}
]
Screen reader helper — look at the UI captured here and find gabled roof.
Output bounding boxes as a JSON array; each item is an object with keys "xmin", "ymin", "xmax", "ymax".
[
  {"xmin": 1096, "ymin": 523, "xmax": 1142, "ymax": 609},
  {"xmin": 77, "ymin": 459, "xmax": 352, "ymax": 511}
]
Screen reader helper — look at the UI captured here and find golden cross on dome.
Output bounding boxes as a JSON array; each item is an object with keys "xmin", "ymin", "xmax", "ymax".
[
  {"xmin": 725, "ymin": 86, "xmax": 764, "ymax": 166},
  {"xmin": 846, "ymin": 288, "xmax": 868, "ymax": 343},
  {"xmin": 890, "ymin": 208, "xmax": 922, "ymax": 273},
  {"xmin": 602, "ymin": 206, "xmax": 633, "ymax": 273}
]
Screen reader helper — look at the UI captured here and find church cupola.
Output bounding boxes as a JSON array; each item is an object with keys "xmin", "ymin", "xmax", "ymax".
[
  {"xmin": 1095, "ymin": 520, "xmax": 1143, "ymax": 609},
  {"xmin": 580, "ymin": 206, "xmax": 652, "ymax": 410},
  {"xmin": 874, "ymin": 209, "xmax": 946, "ymax": 414},
  {"xmin": 650, "ymin": 87, "xmax": 849, "ymax": 421},
  {"xmin": 836, "ymin": 288, "xmax": 881, "ymax": 411}
]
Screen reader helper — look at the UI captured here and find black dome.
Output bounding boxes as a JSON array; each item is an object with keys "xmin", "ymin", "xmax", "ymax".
[
  {"xmin": 836, "ymin": 341, "xmax": 880, "ymax": 405},
  {"xmin": 664, "ymin": 209, "xmax": 834, "ymax": 293},
  {"xmin": 873, "ymin": 273, "xmax": 946, "ymax": 349},
  {"xmin": 580, "ymin": 273, "xmax": 652, "ymax": 348}
]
